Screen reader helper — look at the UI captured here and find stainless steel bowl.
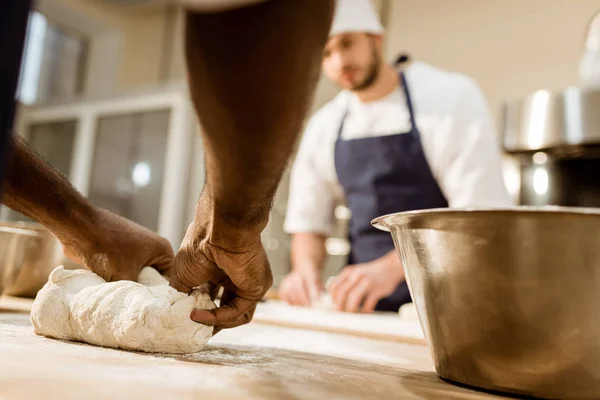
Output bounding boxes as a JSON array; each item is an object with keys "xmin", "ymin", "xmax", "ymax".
[
  {"xmin": 0, "ymin": 222, "xmax": 67, "ymax": 297},
  {"xmin": 372, "ymin": 206, "xmax": 600, "ymax": 400}
]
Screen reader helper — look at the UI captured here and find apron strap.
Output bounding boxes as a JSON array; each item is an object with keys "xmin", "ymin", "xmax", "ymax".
[
  {"xmin": 399, "ymin": 71, "xmax": 418, "ymax": 131},
  {"xmin": 336, "ymin": 108, "xmax": 349, "ymax": 141}
]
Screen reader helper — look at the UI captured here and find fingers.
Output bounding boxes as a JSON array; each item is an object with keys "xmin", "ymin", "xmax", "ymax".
[
  {"xmin": 169, "ymin": 249, "xmax": 212, "ymax": 294},
  {"xmin": 361, "ymin": 292, "xmax": 380, "ymax": 313},
  {"xmin": 344, "ymin": 278, "xmax": 370, "ymax": 313},
  {"xmin": 213, "ymin": 305, "xmax": 257, "ymax": 335},
  {"xmin": 330, "ymin": 268, "xmax": 363, "ymax": 312},
  {"xmin": 210, "ymin": 288, "xmax": 238, "ymax": 335},
  {"xmin": 207, "ymin": 282, "xmax": 221, "ymax": 301},
  {"xmin": 214, "ymin": 244, "xmax": 273, "ymax": 302},
  {"xmin": 292, "ymin": 277, "xmax": 311, "ymax": 306},
  {"xmin": 169, "ymin": 274, "xmax": 193, "ymax": 294},
  {"xmin": 328, "ymin": 267, "xmax": 353, "ymax": 296},
  {"xmin": 305, "ymin": 276, "xmax": 322, "ymax": 305},
  {"xmin": 191, "ymin": 294, "xmax": 255, "ymax": 327},
  {"xmin": 279, "ymin": 273, "xmax": 319, "ymax": 307},
  {"xmin": 279, "ymin": 275, "xmax": 298, "ymax": 306}
]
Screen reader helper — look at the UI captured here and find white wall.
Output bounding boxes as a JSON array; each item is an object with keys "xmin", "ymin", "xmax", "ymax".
[
  {"xmin": 37, "ymin": 0, "xmax": 171, "ymax": 97},
  {"xmin": 38, "ymin": 0, "xmax": 600, "ymax": 121},
  {"xmin": 117, "ymin": 10, "xmax": 167, "ymax": 90},
  {"xmin": 384, "ymin": 0, "xmax": 600, "ymax": 131}
]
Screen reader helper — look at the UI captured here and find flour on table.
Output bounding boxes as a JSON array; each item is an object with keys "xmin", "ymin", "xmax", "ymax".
[
  {"xmin": 30, "ymin": 266, "xmax": 215, "ymax": 354},
  {"xmin": 311, "ymin": 277, "xmax": 336, "ymax": 311}
]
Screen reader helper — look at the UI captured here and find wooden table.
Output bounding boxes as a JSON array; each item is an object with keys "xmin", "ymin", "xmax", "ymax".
[{"xmin": 0, "ymin": 299, "xmax": 510, "ymax": 400}]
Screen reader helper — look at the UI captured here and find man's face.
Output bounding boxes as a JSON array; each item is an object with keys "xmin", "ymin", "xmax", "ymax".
[{"xmin": 322, "ymin": 32, "xmax": 381, "ymax": 91}]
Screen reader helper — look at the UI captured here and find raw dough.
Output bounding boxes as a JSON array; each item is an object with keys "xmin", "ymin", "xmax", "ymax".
[
  {"xmin": 311, "ymin": 276, "xmax": 338, "ymax": 311},
  {"xmin": 398, "ymin": 302, "xmax": 419, "ymax": 321},
  {"xmin": 30, "ymin": 266, "xmax": 215, "ymax": 354},
  {"xmin": 312, "ymin": 292, "xmax": 336, "ymax": 311}
]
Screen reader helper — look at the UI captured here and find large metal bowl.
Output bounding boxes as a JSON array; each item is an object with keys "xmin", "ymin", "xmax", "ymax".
[
  {"xmin": 0, "ymin": 222, "xmax": 68, "ymax": 297},
  {"xmin": 372, "ymin": 206, "xmax": 600, "ymax": 400}
]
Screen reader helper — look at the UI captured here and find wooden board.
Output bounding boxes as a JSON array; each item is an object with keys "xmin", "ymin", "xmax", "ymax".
[
  {"xmin": 254, "ymin": 300, "xmax": 426, "ymax": 344},
  {"xmin": 0, "ymin": 313, "xmax": 508, "ymax": 400},
  {"xmin": 0, "ymin": 295, "xmax": 34, "ymax": 313},
  {"xmin": 1, "ymin": 292, "xmax": 425, "ymax": 344}
]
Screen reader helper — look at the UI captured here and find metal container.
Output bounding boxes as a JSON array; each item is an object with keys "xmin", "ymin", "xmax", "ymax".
[
  {"xmin": 503, "ymin": 87, "xmax": 600, "ymax": 154},
  {"xmin": 0, "ymin": 222, "xmax": 66, "ymax": 297},
  {"xmin": 372, "ymin": 206, "xmax": 600, "ymax": 399}
]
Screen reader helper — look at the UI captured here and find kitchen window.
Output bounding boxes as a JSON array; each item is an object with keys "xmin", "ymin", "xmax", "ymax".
[{"xmin": 17, "ymin": 11, "xmax": 88, "ymax": 105}]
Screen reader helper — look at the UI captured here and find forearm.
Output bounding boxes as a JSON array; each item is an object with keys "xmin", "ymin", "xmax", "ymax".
[
  {"xmin": 290, "ymin": 232, "xmax": 327, "ymax": 274},
  {"xmin": 2, "ymin": 135, "xmax": 96, "ymax": 244},
  {"xmin": 185, "ymin": 1, "xmax": 335, "ymax": 236}
]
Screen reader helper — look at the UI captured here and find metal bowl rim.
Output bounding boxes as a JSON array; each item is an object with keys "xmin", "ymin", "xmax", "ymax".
[{"xmin": 371, "ymin": 206, "xmax": 600, "ymax": 232}]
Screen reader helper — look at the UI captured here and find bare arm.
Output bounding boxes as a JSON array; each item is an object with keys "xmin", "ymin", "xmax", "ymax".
[
  {"xmin": 279, "ymin": 232, "xmax": 327, "ymax": 306},
  {"xmin": 2, "ymin": 134, "xmax": 174, "ymax": 281},
  {"xmin": 291, "ymin": 232, "xmax": 327, "ymax": 274},
  {"xmin": 2, "ymin": 135, "xmax": 96, "ymax": 246},
  {"xmin": 170, "ymin": 0, "xmax": 335, "ymax": 330},
  {"xmin": 185, "ymin": 1, "xmax": 335, "ymax": 243},
  {"xmin": 329, "ymin": 250, "xmax": 405, "ymax": 313}
]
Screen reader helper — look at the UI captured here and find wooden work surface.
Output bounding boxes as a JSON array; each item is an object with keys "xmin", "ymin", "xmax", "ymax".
[
  {"xmin": 0, "ymin": 301, "xmax": 510, "ymax": 400},
  {"xmin": 0, "ymin": 314, "xmax": 506, "ymax": 400},
  {"xmin": 253, "ymin": 300, "xmax": 426, "ymax": 344}
]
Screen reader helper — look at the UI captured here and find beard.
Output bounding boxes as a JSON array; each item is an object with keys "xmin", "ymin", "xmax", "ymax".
[{"xmin": 348, "ymin": 41, "xmax": 381, "ymax": 91}]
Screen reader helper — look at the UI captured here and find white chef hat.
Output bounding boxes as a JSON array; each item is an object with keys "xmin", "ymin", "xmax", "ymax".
[{"xmin": 329, "ymin": 0, "xmax": 384, "ymax": 37}]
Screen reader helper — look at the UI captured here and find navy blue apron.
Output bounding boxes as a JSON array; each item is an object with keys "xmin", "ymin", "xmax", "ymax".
[{"xmin": 334, "ymin": 70, "xmax": 448, "ymax": 312}]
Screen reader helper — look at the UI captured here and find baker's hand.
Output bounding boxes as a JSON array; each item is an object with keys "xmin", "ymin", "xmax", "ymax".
[
  {"xmin": 328, "ymin": 258, "xmax": 404, "ymax": 313},
  {"xmin": 169, "ymin": 196, "xmax": 273, "ymax": 333},
  {"xmin": 60, "ymin": 208, "xmax": 174, "ymax": 282},
  {"xmin": 279, "ymin": 268, "xmax": 323, "ymax": 307}
]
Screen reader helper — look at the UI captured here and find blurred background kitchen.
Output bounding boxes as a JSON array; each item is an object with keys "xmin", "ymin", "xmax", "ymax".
[{"xmin": 4, "ymin": 0, "xmax": 600, "ymax": 287}]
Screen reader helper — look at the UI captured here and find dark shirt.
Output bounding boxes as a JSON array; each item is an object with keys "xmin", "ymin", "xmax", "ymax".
[{"xmin": 0, "ymin": 0, "xmax": 31, "ymax": 193}]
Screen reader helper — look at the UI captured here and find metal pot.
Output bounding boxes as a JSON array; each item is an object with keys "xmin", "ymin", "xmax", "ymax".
[
  {"xmin": 372, "ymin": 206, "xmax": 600, "ymax": 400},
  {"xmin": 0, "ymin": 222, "xmax": 67, "ymax": 298}
]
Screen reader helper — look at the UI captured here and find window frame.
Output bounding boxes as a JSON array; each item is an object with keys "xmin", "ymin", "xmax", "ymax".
[{"xmin": 3, "ymin": 85, "xmax": 196, "ymax": 248}]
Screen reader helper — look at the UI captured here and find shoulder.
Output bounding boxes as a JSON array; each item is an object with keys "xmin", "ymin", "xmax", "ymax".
[
  {"xmin": 301, "ymin": 91, "xmax": 349, "ymax": 143},
  {"xmin": 307, "ymin": 91, "xmax": 349, "ymax": 129},
  {"xmin": 405, "ymin": 61, "xmax": 487, "ymax": 113}
]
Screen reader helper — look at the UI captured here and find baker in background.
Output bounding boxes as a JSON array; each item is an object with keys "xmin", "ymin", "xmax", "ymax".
[{"xmin": 280, "ymin": 0, "xmax": 513, "ymax": 313}]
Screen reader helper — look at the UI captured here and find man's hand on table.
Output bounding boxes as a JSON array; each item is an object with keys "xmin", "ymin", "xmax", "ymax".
[
  {"xmin": 328, "ymin": 252, "xmax": 404, "ymax": 313},
  {"xmin": 169, "ymin": 193, "xmax": 273, "ymax": 334},
  {"xmin": 59, "ymin": 207, "xmax": 175, "ymax": 282},
  {"xmin": 279, "ymin": 267, "xmax": 323, "ymax": 307}
]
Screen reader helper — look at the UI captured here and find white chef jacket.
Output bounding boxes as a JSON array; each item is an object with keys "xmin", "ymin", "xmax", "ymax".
[{"xmin": 284, "ymin": 61, "xmax": 513, "ymax": 236}]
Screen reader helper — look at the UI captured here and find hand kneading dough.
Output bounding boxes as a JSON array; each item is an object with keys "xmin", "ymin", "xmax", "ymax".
[{"xmin": 30, "ymin": 266, "xmax": 215, "ymax": 354}]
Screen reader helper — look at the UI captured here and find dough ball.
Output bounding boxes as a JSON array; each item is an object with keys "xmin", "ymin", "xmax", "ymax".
[{"xmin": 30, "ymin": 266, "xmax": 215, "ymax": 354}]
